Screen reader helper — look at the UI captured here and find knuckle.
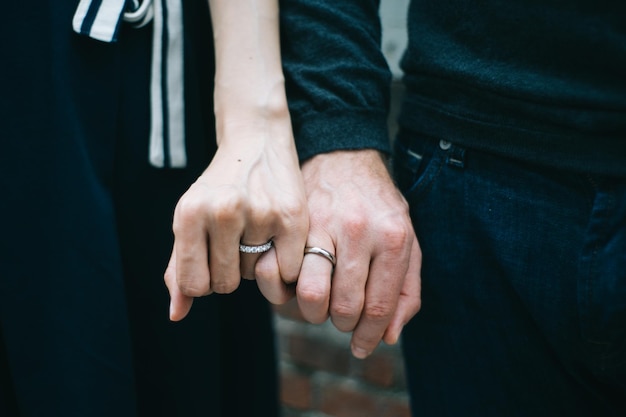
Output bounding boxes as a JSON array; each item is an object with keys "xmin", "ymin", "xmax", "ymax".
[
  {"xmin": 177, "ymin": 279, "xmax": 210, "ymax": 297},
  {"xmin": 211, "ymin": 280, "xmax": 240, "ymax": 294},
  {"xmin": 378, "ymin": 217, "xmax": 413, "ymax": 251},
  {"xmin": 280, "ymin": 271, "xmax": 299, "ymax": 285},
  {"xmin": 395, "ymin": 192, "xmax": 410, "ymax": 212},
  {"xmin": 247, "ymin": 202, "xmax": 274, "ymax": 228},
  {"xmin": 163, "ymin": 265, "xmax": 175, "ymax": 285},
  {"xmin": 330, "ymin": 317, "xmax": 355, "ymax": 333},
  {"xmin": 342, "ymin": 214, "xmax": 369, "ymax": 239},
  {"xmin": 209, "ymin": 260, "xmax": 241, "ymax": 294},
  {"xmin": 173, "ymin": 186, "xmax": 247, "ymax": 233},
  {"xmin": 354, "ymin": 334, "xmax": 381, "ymax": 350},
  {"xmin": 173, "ymin": 197, "xmax": 205, "ymax": 233},
  {"xmin": 297, "ymin": 284, "xmax": 327, "ymax": 306},
  {"xmin": 363, "ymin": 301, "xmax": 394, "ymax": 322},
  {"xmin": 248, "ymin": 196, "xmax": 307, "ymax": 231},
  {"xmin": 282, "ymin": 197, "xmax": 308, "ymax": 222},
  {"xmin": 279, "ymin": 200, "xmax": 309, "ymax": 232},
  {"xmin": 268, "ymin": 289, "xmax": 293, "ymax": 306},
  {"xmin": 173, "ymin": 185, "xmax": 244, "ymax": 228},
  {"xmin": 412, "ymin": 297, "xmax": 422, "ymax": 314},
  {"xmin": 208, "ymin": 191, "xmax": 245, "ymax": 225},
  {"xmin": 381, "ymin": 225, "xmax": 411, "ymax": 252},
  {"xmin": 330, "ymin": 300, "xmax": 361, "ymax": 321},
  {"xmin": 253, "ymin": 260, "xmax": 273, "ymax": 279}
]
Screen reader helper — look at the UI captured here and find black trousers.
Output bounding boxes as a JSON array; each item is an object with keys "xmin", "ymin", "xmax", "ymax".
[{"xmin": 0, "ymin": 2, "xmax": 279, "ymax": 416}]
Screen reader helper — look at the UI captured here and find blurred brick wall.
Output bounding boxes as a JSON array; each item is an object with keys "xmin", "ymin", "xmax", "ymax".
[
  {"xmin": 274, "ymin": 2, "xmax": 411, "ymax": 416},
  {"xmin": 274, "ymin": 301, "xmax": 410, "ymax": 417}
]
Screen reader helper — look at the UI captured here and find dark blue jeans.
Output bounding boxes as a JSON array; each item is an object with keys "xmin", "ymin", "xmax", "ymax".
[{"xmin": 393, "ymin": 131, "xmax": 626, "ymax": 416}]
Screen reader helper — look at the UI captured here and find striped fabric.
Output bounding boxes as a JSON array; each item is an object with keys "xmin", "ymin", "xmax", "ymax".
[{"xmin": 73, "ymin": 0, "xmax": 187, "ymax": 168}]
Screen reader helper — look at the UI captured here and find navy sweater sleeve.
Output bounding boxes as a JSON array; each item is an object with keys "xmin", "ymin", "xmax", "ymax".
[{"xmin": 279, "ymin": 0, "xmax": 392, "ymax": 161}]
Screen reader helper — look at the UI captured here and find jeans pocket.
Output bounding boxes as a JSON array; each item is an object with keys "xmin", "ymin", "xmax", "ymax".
[{"xmin": 392, "ymin": 130, "xmax": 445, "ymax": 200}]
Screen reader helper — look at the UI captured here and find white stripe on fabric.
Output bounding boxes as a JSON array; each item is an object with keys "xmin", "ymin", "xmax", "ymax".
[
  {"xmin": 149, "ymin": 0, "xmax": 165, "ymax": 168},
  {"xmin": 124, "ymin": 0, "xmax": 154, "ymax": 28},
  {"xmin": 164, "ymin": 0, "xmax": 186, "ymax": 168},
  {"xmin": 74, "ymin": 0, "xmax": 128, "ymax": 42},
  {"xmin": 73, "ymin": 0, "xmax": 187, "ymax": 169},
  {"xmin": 72, "ymin": 0, "xmax": 92, "ymax": 34},
  {"xmin": 90, "ymin": 0, "xmax": 127, "ymax": 41},
  {"xmin": 149, "ymin": 0, "xmax": 186, "ymax": 168}
]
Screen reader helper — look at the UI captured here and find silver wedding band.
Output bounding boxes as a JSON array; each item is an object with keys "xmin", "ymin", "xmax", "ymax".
[
  {"xmin": 239, "ymin": 240, "xmax": 273, "ymax": 254},
  {"xmin": 304, "ymin": 246, "xmax": 337, "ymax": 267}
]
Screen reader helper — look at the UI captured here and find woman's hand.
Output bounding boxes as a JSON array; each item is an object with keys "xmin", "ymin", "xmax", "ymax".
[
  {"xmin": 164, "ymin": 0, "xmax": 306, "ymax": 320},
  {"xmin": 165, "ymin": 117, "xmax": 307, "ymax": 320}
]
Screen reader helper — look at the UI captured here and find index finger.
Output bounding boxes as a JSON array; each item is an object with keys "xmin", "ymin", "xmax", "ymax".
[{"xmin": 164, "ymin": 244, "xmax": 195, "ymax": 321}]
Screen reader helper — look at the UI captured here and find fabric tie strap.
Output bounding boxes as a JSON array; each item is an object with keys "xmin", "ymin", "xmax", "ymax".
[{"xmin": 73, "ymin": 0, "xmax": 187, "ymax": 168}]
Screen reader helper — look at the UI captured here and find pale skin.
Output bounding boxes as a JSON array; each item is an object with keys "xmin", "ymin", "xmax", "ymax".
[
  {"xmin": 165, "ymin": 0, "xmax": 307, "ymax": 302},
  {"xmin": 163, "ymin": 0, "xmax": 422, "ymax": 358}
]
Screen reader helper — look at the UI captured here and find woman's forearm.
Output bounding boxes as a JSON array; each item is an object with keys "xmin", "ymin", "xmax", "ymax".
[{"xmin": 208, "ymin": 0, "xmax": 289, "ymax": 144}]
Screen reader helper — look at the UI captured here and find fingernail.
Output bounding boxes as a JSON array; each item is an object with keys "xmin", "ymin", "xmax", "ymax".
[
  {"xmin": 387, "ymin": 334, "xmax": 399, "ymax": 345},
  {"xmin": 389, "ymin": 325, "xmax": 404, "ymax": 345},
  {"xmin": 352, "ymin": 346, "xmax": 370, "ymax": 360}
]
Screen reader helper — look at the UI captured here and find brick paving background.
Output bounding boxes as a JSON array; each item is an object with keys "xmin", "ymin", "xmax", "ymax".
[
  {"xmin": 274, "ymin": 301, "xmax": 411, "ymax": 417},
  {"xmin": 274, "ymin": 2, "xmax": 412, "ymax": 416}
]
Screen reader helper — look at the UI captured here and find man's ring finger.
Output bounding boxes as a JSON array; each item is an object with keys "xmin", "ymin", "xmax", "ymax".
[{"xmin": 304, "ymin": 246, "xmax": 337, "ymax": 267}]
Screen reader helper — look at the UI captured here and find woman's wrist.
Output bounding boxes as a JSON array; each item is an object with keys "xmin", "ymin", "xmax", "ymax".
[
  {"xmin": 213, "ymin": 102, "xmax": 294, "ymax": 149},
  {"xmin": 214, "ymin": 76, "xmax": 289, "ymax": 117}
]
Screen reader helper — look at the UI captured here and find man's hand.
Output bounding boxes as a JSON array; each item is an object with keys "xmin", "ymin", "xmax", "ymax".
[{"xmin": 257, "ymin": 149, "xmax": 422, "ymax": 358}]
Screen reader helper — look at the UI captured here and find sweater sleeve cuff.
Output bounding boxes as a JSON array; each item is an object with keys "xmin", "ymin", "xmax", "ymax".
[{"xmin": 292, "ymin": 111, "xmax": 391, "ymax": 162}]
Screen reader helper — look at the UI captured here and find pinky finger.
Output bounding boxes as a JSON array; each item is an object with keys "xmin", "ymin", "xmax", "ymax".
[{"xmin": 382, "ymin": 237, "xmax": 422, "ymax": 345}]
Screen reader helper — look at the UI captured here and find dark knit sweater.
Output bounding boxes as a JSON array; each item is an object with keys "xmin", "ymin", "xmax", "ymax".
[{"xmin": 280, "ymin": 0, "xmax": 626, "ymax": 176}]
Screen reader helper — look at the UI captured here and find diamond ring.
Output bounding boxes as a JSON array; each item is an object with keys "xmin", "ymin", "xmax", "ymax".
[{"xmin": 239, "ymin": 240, "xmax": 273, "ymax": 254}]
